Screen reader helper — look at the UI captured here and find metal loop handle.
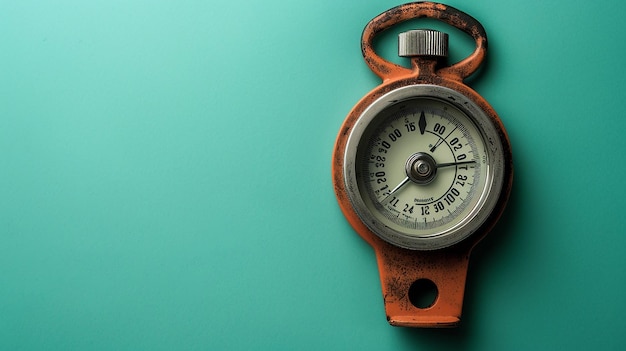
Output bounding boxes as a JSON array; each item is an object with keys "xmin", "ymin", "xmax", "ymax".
[{"xmin": 361, "ymin": 2, "xmax": 487, "ymax": 81}]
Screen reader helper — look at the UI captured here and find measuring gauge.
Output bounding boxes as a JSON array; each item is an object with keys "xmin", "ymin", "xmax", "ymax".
[
  {"xmin": 346, "ymin": 85, "xmax": 504, "ymax": 250},
  {"xmin": 332, "ymin": 2, "xmax": 513, "ymax": 327}
]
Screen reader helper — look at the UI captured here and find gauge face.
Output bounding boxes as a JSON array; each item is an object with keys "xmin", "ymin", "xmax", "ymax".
[{"xmin": 344, "ymin": 85, "xmax": 505, "ymax": 250}]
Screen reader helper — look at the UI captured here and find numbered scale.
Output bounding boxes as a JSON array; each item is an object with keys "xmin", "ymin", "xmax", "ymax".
[{"xmin": 332, "ymin": 2, "xmax": 513, "ymax": 327}]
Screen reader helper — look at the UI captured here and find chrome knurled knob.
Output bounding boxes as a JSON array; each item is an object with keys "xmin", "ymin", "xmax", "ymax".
[{"xmin": 398, "ymin": 30, "xmax": 448, "ymax": 57}]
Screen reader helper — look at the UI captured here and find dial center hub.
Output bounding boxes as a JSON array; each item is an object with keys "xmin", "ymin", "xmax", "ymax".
[
  {"xmin": 406, "ymin": 152, "xmax": 437, "ymax": 185},
  {"xmin": 415, "ymin": 161, "xmax": 431, "ymax": 176}
]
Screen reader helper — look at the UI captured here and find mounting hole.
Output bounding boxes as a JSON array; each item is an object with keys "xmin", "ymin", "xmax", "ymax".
[{"xmin": 408, "ymin": 279, "xmax": 438, "ymax": 309}]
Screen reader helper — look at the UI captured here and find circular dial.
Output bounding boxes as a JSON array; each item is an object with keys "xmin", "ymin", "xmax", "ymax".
[
  {"xmin": 359, "ymin": 97, "xmax": 486, "ymax": 234},
  {"xmin": 344, "ymin": 85, "xmax": 504, "ymax": 250}
]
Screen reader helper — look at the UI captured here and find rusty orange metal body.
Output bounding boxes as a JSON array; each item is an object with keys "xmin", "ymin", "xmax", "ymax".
[{"xmin": 332, "ymin": 2, "xmax": 513, "ymax": 327}]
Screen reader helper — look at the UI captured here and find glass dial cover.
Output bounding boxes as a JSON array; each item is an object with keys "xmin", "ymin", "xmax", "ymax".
[{"xmin": 343, "ymin": 85, "xmax": 506, "ymax": 250}]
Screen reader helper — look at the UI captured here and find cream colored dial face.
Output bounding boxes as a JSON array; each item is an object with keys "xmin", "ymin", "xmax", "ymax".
[{"xmin": 356, "ymin": 97, "xmax": 489, "ymax": 239}]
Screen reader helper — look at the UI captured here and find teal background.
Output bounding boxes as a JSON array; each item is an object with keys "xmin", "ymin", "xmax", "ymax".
[{"xmin": 2, "ymin": 0, "xmax": 625, "ymax": 349}]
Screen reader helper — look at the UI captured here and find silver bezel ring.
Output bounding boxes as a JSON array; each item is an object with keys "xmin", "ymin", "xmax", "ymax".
[{"xmin": 343, "ymin": 85, "xmax": 506, "ymax": 250}]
